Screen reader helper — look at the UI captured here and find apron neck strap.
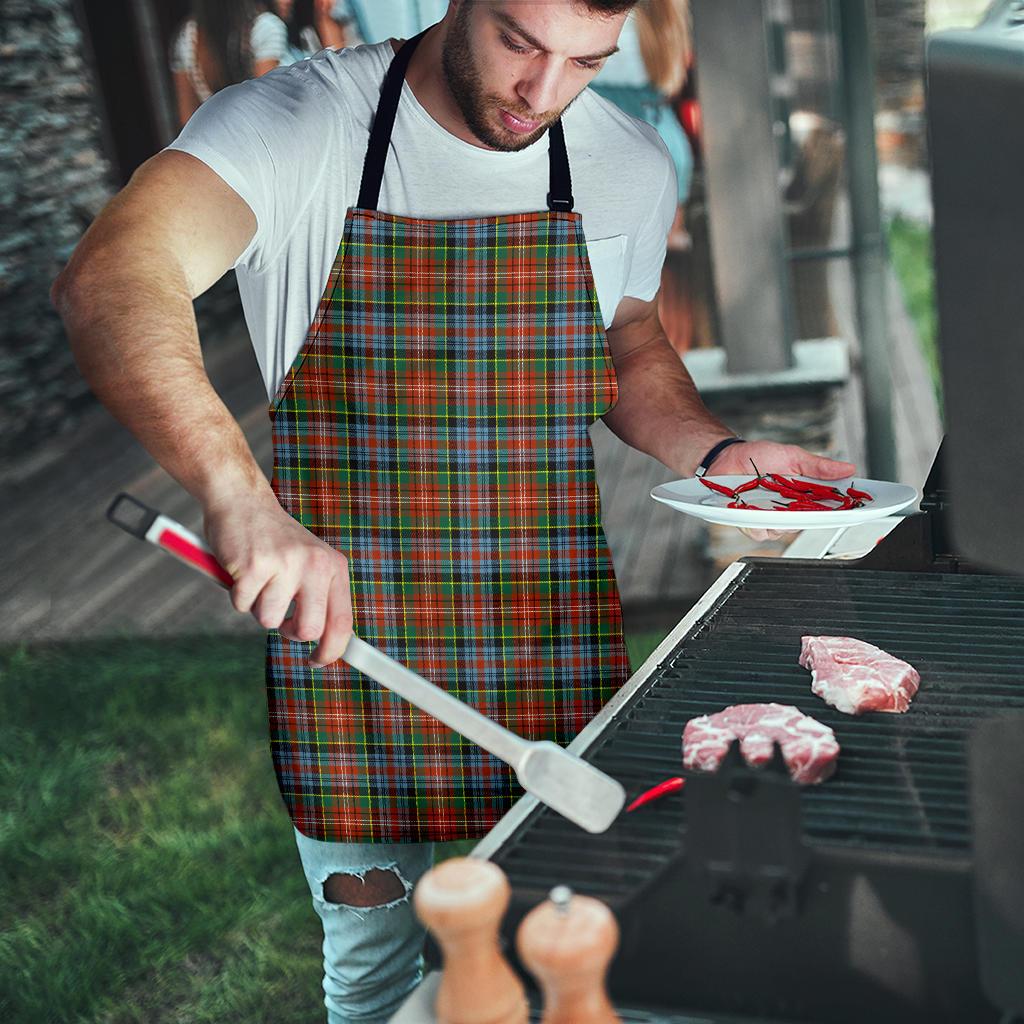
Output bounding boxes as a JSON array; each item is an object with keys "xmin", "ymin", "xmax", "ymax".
[
  {"xmin": 358, "ymin": 29, "xmax": 427, "ymax": 211},
  {"xmin": 546, "ymin": 119, "xmax": 574, "ymax": 213},
  {"xmin": 357, "ymin": 29, "xmax": 575, "ymax": 214}
]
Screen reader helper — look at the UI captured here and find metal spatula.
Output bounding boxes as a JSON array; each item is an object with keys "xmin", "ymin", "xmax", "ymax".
[{"xmin": 106, "ymin": 493, "xmax": 626, "ymax": 834}]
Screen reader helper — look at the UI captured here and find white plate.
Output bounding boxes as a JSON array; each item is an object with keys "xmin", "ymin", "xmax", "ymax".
[{"xmin": 650, "ymin": 476, "xmax": 920, "ymax": 530}]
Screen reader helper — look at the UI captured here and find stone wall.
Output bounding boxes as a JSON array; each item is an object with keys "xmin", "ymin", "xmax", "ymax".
[
  {"xmin": 0, "ymin": 0, "xmax": 115, "ymax": 466},
  {"xmin": 0, "ymin": 0, "xmax": 244, "ymax": 469}
]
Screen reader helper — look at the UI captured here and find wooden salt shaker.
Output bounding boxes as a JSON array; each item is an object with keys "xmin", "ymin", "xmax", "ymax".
[
  {"xmin": 516, "ymin": 885, "xmax": 621, "ymax": 1024},
  {"xmin": 413, "ymin": 857, "xmax": 528, "ymax": 1024}
]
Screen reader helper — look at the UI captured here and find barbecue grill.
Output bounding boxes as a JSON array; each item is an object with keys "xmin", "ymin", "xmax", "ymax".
[
  {"xmin": 470, "ymin": 445, "xmax": 1023, "ymax": 1022},
  {"xmin": 459, "ymin": 9, "xmax": 1024, "ymax": 1022}
]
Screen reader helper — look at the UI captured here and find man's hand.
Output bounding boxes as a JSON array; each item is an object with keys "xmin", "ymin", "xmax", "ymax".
[
  {"xmin": 203, "ymin": 492, "xmax": 353, "ymax": 666},
  {"xmin": 708, "ymin": 440, "xmax": 857, "ymax": 543}
]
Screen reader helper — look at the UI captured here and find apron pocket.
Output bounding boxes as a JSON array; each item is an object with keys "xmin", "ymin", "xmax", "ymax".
[{"xmin": 584, "ymin": 234, "xmax": 628, "ymax": 329}]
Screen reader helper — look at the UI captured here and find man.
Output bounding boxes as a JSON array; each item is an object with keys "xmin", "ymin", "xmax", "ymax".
[{"xmin": 52, "ymin": 2, "xmax": 855, "ymax": 1020}]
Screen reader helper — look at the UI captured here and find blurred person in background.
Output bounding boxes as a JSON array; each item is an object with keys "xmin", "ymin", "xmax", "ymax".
[
  {"xmin": 275, "ymin": 0, "xmax": 351, "ymax": 63},
  {"xmin": 592, "ymin": 0, "xmax": 693, "ymax": 238},
  {"xmin": 335, "ymin": 0, "xmax": 448, "ymax": 43},
  {"xmin": 593, "ymin": 0, "xmax": 693, "ymax": 349},
  {"xmin": 170, "ymin": 0, "xmax": 289, "ymax": 128}
]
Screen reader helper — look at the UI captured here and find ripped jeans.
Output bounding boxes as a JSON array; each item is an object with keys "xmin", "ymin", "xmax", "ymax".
[{"xmin": 293, "ymin": 826, "xmax": 436, "ymax": 1024}]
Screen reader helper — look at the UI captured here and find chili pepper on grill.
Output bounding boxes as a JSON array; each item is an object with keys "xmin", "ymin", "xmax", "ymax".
[{"xmin": 626, "ymin": 776, "xmax": 686, "ymax": 812}]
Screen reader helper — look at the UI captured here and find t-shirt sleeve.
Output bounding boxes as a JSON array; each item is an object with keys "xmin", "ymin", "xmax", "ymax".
[
  {"xmin": 164, "ymin": 65, "xmax": 337, "ymax": 273},
  {"xmin": 623, "ymin": 136, "xmax": 677, "ymax": 302},
  {"xmin": 251, "ymin": 11, "xmax": 289, "ymax": 62}
]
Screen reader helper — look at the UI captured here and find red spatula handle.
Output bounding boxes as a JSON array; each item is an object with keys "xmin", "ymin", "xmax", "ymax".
[{"xmin": 106, "ymin": 492, "xmax": 234, "ymax": 589}]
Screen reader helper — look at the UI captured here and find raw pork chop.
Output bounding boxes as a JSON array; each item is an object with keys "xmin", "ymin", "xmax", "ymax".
[
  {"xmin": 682, "ymin": 703, "xmax": 839, "ymax": 785},
  {"xmin": 799, "ymin": 636, "xmax": 920, "ymax": 716}
]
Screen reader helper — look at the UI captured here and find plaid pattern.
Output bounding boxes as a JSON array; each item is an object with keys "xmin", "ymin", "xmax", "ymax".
[{"xmin": 266, "ymin": 208, "xmax": 630, "ymax": 842}]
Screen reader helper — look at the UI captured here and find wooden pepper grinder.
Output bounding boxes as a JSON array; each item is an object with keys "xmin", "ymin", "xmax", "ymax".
[
  {"xmin": 413, "ymin": 857, "xmax": 528, "ymax": 1024},
  {"xmin": 516, "ymin": 885, "xmax": 621, "ymax": 1024}
]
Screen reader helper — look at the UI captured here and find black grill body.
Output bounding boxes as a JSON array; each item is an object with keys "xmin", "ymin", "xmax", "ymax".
[{"xmin": 481, "ymin": 559, "xmax": 1024, "ymax": 1023}]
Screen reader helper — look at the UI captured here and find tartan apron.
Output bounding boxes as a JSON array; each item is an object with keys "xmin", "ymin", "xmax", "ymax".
[{"xmin": 266, "ymin": 31, "xmax": 630, "ymax": 842}]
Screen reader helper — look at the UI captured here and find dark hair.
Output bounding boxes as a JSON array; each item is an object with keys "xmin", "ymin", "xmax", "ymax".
[
  {"xmin": 286, "ymin": 0, "xmax": 315, "ymax": 53},
  {"xmin": 192, "ymin": 0, "xmax": 261, "ymax": 89}
]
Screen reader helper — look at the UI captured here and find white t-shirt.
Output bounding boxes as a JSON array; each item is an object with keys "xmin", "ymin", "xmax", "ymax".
[{"xmin": 167, "ymin": 40, "xmax": 676, "ymax": 402}]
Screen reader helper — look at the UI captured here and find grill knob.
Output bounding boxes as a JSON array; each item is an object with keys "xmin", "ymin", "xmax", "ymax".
[
  {"xmin": 413, "ymin": 857, "xmax": 528, "ymax": 1024},
  {"xmin": 516, "ymin": 888, "xmax": 621, "ymax": 1023}
]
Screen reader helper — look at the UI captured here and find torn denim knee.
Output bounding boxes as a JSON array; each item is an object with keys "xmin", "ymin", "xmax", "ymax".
[{"xmin": 313, "ymin": 862, "xmax": 414, "ymax": 921}]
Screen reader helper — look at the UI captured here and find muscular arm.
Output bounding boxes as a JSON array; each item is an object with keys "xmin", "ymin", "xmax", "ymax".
[
  {"xmin": 603, "ymin": 293, "xmax": 856, "ymax": 501},
  {"xmin": 603, "ymin": 294, "xmax": 733, "ymax": 477},
  {"xmin": 51, "ymin": 150, "xmax": 353, "ymax": 662},
  {"xmin": 52, "ymin": 150, "xmax": 264, "ymax": 509}
]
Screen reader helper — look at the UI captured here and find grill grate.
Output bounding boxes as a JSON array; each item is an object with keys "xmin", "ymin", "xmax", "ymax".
[{"xmin": 492, "ymin": 563, "xmax": 1024, "ymax": 898}]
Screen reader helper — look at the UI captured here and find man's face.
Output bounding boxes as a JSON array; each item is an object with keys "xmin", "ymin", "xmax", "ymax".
[{"xmin": 441, "ymin": 1, "xmax": 627, "ymax": 151}]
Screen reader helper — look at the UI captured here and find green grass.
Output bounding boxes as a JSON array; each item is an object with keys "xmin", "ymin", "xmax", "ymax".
[
  {"xmin": 1, "ymin": 630, "xmax": 667, "ymax": 1022},
  {"xmin": 887, "ymin": 216, "xmax": 943, "ymax": 414}
]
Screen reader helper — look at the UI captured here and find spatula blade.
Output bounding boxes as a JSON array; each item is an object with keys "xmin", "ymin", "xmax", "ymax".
[{"xmin": 516, "ymin": 741, "xmax": 625, "ymax": 834}]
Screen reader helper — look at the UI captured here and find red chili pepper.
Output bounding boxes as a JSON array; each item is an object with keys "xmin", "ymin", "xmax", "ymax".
[
  {"xmin": 780, "ymin": 498, "xmax": 833, "ymax": 511},
  {"xmin": 626, "ymin": 776, "xmax": 686, "ymax": 812},
  {"xmin": 847, "ymin": 485, "xmax": 873, "ymax": 502},
  {"xmin": 699, "ymin": 478, "xmax": 737, "ymax": 498},
  {"xmin": 734, "ymin": 478, "xmax": 762, "ymax": 494},
  {"xmin": 775, "ymin": 474, "xmax": 844, "ymax": 498},
  {"xmin": 762, "ymin": 480, "xmax": 819, "ymax": 501}
]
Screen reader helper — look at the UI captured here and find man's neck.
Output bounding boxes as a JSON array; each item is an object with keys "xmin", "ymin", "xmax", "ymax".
[{"xmin": 395, "ymin": 25, "xmax": 498, "ymax": 151}]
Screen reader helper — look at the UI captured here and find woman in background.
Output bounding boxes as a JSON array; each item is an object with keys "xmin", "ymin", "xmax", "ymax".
[
  {"xmin": 170, "ymin": 1, "xmax": 289, "ymax": 128},
  {"xmin": 276, "ymin": 0, "xmax": 350, "ymax": 63},
  {"xmin": 592, "ymin": 0, "xmax": 695, "ymax": 350},
  {"xmin": 592, "ymin": 0, "xmax": 693, "ymax": 210}
]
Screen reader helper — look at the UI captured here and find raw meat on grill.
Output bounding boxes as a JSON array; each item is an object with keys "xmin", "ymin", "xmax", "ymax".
[
  {"xmin": 682, "ymin": 703, "xmax": 840, "ymax": 785},
  {"xmin": 799, "ymin": 635, "xmax": 920, "ymax": 716}
]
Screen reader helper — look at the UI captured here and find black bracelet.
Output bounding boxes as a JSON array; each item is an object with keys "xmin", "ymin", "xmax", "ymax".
[{"xmin": 695, "ymin": 437, "xmax": 745, "ymax": 478}]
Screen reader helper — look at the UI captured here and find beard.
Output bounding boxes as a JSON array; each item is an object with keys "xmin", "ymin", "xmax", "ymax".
[{"xmin": 441, "ymin": 5, "xmax": 563, "ymax": 151}]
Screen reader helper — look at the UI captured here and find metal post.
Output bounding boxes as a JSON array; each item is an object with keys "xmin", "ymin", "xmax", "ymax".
[
  {"xmin": 690, "ymin": 0, "xmax": 795, "ymax": 374},
  {"xmin": 836, "ymin": 0, "xmax": 898, "ymax": 480}
]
